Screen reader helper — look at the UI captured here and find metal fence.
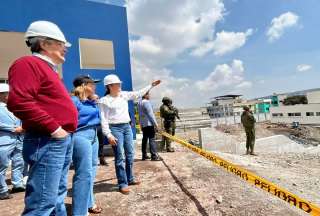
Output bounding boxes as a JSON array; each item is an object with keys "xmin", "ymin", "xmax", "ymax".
[{"xmin": 211, "ymin": 113, "xmax": 271, "ymax": 127}]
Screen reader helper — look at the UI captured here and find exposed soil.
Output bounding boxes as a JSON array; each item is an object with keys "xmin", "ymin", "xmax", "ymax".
[{"xmin": 1, "ymin": 140, "xmax": 308, "ymax": 216}]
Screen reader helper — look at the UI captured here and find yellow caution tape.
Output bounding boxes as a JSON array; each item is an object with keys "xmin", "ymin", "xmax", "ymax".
[{"xmin": 160, "ymin": 131, "xmax": 320, "ymax": 216}]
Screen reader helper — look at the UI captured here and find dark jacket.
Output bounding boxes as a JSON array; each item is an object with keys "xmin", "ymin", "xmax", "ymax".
[{"xmin": 241, "ymin": 111, "xmax": 256, "ymax": 129}]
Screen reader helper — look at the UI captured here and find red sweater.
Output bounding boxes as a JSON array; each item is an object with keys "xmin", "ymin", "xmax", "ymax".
[{"xmin": 7, "ymin": 56, "xmax": 78, "ymax": 135}]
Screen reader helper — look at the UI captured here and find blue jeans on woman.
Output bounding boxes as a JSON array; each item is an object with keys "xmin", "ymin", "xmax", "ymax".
[
  {"xmin": 22, "ymin": 133, "xmax": 73, "ymax": 216},
  {"xmin": 72, "ymin": 126, "xmax": 99, "ymax": 216},
  {"xmin": 0, "ymin": 140, "xmax": 24, "ymax": 194},
  {"xmin": 110, "ymin": 123, "xmax": 135, "ymax": 189}
]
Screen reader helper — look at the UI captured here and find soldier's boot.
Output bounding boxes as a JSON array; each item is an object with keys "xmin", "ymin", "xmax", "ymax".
[
  {"xmin": 250, "ymin": 147, "xmax": 257, "ymax": 156},
  {"xmin": 166, "ymin": 141, "xmax": 175, "ymax": 152},
  {"xmin": 160, "ymin": 137, "xmax": 166, "ymax": 152},
  {"xmin": 167, "ymin": 148, "xmax": 175, "ymax": 152},
  {"xmin": 246, "ymin": 149, "xmax": 250, "ymax": 155}
]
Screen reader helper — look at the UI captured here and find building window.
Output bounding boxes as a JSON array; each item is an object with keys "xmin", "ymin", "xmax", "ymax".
[
  {"xmin": 0, "ymin": 79, "xmax": 8, "ymax": 83},
  {"xmin": 0, "ymin": 32, "xmax": 30, "ymax": 80},
  {"xmin": 272, "ymin": 113, "xmax": 283, "ymax": 117},
  {"xmin": 79, "ymin": 38, "xmax": 115, "ymax": 70},
  {"xmin": 306, "ymin": 112, "xmax": 315, "ymax": 116},
  {"xmin": 316, "ymin": 112, "xmax": 320, "ymax": 116},
  {"xmin": 288, "ymin": 113, "xmax": 301, "ymax": 117}
]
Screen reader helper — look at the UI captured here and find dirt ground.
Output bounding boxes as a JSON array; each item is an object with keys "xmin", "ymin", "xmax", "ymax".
[{"xmin": 0, "ymin": 140, "xmax": 308, "ymax": 216}]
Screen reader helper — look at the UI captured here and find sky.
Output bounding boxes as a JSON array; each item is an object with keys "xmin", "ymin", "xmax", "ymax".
[{"xmin": 90, "ymin": 0, "xmax": 320, "ymax": 108}]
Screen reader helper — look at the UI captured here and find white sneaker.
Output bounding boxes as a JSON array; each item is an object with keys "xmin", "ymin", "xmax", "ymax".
[{"xmin": 23, "ymin": 176, "xmax": 28, "ymax": 186}]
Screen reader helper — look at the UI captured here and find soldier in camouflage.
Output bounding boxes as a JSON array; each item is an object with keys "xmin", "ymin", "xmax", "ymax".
[
  {"xmin": 160, "ymin": 97, "xmax": 180, "ymax": 152},
  {"xmin": 241, "ymin": 106, "xmax": 257, "ymax": 156}
]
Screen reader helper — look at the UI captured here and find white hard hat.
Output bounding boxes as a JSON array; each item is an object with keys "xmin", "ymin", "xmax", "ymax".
[
  {"xmin": 104, "ymin": 74, "xmax": 122, "ymax": 86},
  {"xmin": 0, "ymin": 84, "xmax": 9, "ymax": 93},
  {"xmin": 25, "ymin": 20, "xmax": 71, "ymax": 47}
]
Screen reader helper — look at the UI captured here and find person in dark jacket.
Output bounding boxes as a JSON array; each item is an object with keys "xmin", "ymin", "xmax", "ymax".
[
  {"xmin": 241, "ymin": 106, "xmax": 257, "ymax": 155},
  {"xmin": 160, "ymin": 97, "xmax": 179, "ymax": 152}
]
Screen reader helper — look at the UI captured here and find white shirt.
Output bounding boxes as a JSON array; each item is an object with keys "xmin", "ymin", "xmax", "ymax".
[
  {"xmin": 33, "ymin": 53, "xmax": 58, "ymax": 72},
  {"xmin": 99, "ymin": 85, "xmax": 153, "ymax": 138}
]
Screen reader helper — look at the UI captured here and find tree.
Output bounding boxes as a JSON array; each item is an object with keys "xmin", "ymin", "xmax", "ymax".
[{"xmin": 283, "ymin": 95, "xmax": 308, "ymax": 105}]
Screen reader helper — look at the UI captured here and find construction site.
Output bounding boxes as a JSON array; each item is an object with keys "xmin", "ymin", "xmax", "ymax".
[
  {"xmin": 3, "ymin": 108, "xmax": 320, "ymax": 215},
  {"xmin": 177, "ymin": 108, "xmax": 320, "ymax": 214}
]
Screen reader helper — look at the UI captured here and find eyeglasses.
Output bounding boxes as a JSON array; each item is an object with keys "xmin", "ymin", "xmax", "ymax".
[{"xmin": 44, "ymin": 38, "xmax": 67, "ymax": 48}]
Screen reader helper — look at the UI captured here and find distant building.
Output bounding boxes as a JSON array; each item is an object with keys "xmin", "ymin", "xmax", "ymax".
[
  {"xmin": 207, "ymin": 95, "xmax": 242, "ymax": 118},
  {"xmin": 207, "ymin": 88, "xmax": 320, "ymax": 125},
  {"xmin": 270, "ymin": 91, "xmax": 320, "ymax": 125},
  {"xmin": 207, "ymin": 95, "xmax": 271, "ymax": 119},
  {"xmin": 256, "ymin": 99, "xmax": 272, "ymax": 113}
]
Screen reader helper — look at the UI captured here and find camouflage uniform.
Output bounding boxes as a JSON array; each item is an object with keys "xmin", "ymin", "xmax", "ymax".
[
  {"xmin": 160, "ymin": 97, "xmax": 179, "ymax": 152},
  {"xmin": 241, "ymin": 107, "xmax": 256, "ymax": 155}
]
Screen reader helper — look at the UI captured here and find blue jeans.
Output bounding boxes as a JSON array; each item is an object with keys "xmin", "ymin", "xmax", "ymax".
[
  {"xmin": 0, "ymin": 141, "xmax": 24, "ymax": 193},
  {"xmin": 22, "ymin": 133, "xmax": 73, "ymax": 216},
  {"xmin": 72, "ymin": 127, "xmax": 98, "ymax": 216},
  {"xmin": 110, "ymin": 123, "xmax": 135, "ymax": 189}
]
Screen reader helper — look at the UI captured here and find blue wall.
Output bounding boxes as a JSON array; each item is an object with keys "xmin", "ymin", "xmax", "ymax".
[
  {"xmin": 0, "ymin": 0, "xmax": 137, "ymax": 134},
  {"xmin": 0, "ymin": 0, "xmax": 132, "ymax": 95}
]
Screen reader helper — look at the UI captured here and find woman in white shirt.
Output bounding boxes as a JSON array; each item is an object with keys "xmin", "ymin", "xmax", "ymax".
[{"xmin": 99, "ymin": 74, "xmax": 160, "ymax": 194}]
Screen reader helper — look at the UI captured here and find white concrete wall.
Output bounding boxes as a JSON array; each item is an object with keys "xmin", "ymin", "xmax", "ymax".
[
  {"xmin": 307, "ymin": 91, "xmax": 320, "ymax": 104},
  {"xmin": 198, "ymin": 128, "xmax": 240, "ymax": 153},
  {"xmin": 270, "ymin": 104, "xmax": 320, "ymax": 124}
]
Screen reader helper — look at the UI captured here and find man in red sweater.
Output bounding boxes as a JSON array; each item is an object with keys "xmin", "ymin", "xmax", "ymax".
[{"xmin": 7, "ymin": 21, "xmax": 78, "ymax": 216}]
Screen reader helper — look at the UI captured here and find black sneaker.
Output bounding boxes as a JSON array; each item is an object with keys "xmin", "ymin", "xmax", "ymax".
[
  {"xmin": 11, "ymin": 187, "xmax": 26, "ymax": 194},
  {"xmin": 0, "ymin": 192, "xmax": 13, "ymax": 200},
  {"xmin": 99, "ymin": 157, "xmax": 108, "ymax": 166},
  {"xmin": 151, "ymin": 157, "xmax": 161, "ymax": 161},
  {"xmin": 142, "ymin": 155, "xmax": 151, "ymax": 160}
]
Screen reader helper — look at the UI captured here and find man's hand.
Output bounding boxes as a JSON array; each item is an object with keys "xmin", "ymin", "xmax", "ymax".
[
  {"xmin": 52, "ymin": 128, "xmax": 69, "ymax": 139},
  {"xmin": 108, "ymin": 135, "xmax": 118, "ymax": 146},
  {"xmin": 154, "ymin": 125, "xmax": 159, "ymax": 133},
  {"xmin": 152, "ymin": 80, "xmax": 161, "ymax": 87},
  {"xmin": 14, "ymin": 126, "xmax": 24, "ymax": 134}
]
